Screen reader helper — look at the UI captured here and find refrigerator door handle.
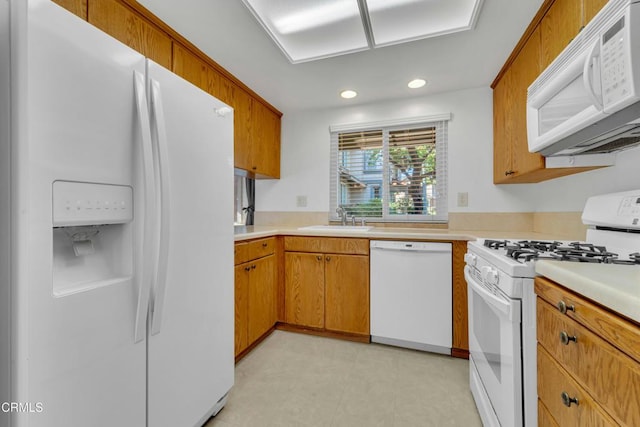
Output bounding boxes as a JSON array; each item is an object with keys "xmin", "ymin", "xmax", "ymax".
[
  {"xmin": 149, "ymin": 78, "xmax": 171, "ymax": 336},
  {"xmin": 133, "ymin": 70, "xmax": 155, "ymax": 343}
]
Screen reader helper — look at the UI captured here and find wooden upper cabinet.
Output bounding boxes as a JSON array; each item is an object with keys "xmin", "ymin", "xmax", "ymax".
[
  {"xmin": 232, "ymin": 88, "xmax": 255, "ymax": 174},
  {"xmin": 87, "ymin": 0, "xmax": 172, "ymax": 69},
  {"xmin": 252, "ymin": 101, "xmax": 281, "ymax": 179},
  {"xmin": 584, "ymin": 0, "xmax": 608, "ymax": 26},
  {"xmin": 493, "ymin": 27, "xmax": 544, "ymax": 183},
  {"xmin": 52, "ymin": 0, "xmax": 87, "ymax": 19},
  {"xmin": 492, "ymin": 0, "xmax": 610, "ymax": 184},
  {"xmin": 207, "ymin": 68, "xmax": 235, "ymax": 106},
  {"xmin": 172, "ymin": 43, "xmax": 208, "ymax": 92},
  {"xmin": 541, "ymin": 0, "xmax": 582, "ymax": 69}
]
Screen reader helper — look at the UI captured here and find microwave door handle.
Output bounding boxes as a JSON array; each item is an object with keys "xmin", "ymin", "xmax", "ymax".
[{"xmin": 583, "ymin": 40, "xmax": 603, "ymax": 110}]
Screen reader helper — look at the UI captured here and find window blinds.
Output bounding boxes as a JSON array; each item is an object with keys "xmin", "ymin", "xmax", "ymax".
[{"xmin": 329, "ymin": 118, "xmax": 448, "ymax": 222}]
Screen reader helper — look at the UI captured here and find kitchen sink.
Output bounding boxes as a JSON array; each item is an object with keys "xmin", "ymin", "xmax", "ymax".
[{"xmin": 297, "ymin": 225, "xmax": 373, "ymax": 232}]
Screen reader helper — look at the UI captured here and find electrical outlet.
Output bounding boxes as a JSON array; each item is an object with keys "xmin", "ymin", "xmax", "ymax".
[
  {"xmin": 296, "ymin": 195, "xmax": 308, "ymax": 207},
  {"xmin": 457, "ymin": 192, "xmax": 468, "ymax": 207}
]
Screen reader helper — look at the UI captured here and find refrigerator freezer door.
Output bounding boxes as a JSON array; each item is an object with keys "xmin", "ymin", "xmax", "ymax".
[
  {"xmin": 146, "ymin": 61, "xmax": 234, "ymax": 427},
  {"xmin": 12, "ymin": 1, "xmax": 147, "ymax": 425}
]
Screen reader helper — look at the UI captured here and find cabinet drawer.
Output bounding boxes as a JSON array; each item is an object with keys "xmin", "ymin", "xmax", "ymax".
[
  {"xmin": 284, "ymin": 237, "xmax": 368, "ymax": 255},
  {"xmin": 535, "ymin": 277, "xmax": 640, "ymax": 364},
  {"xmin": 537, "ymin": 345, "xmax": 617, "ymax": 426},
  {"xmin": 235, "ymin": 237, "xmax": 275, "ymax": 264},
  {"xmin": 537, "ymin": 299, "xmax": 640, "ymax": 426}
]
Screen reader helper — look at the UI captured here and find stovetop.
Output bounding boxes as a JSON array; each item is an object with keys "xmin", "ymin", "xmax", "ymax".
[{"xmin": 483, "ymin": 239, "xmax": 640, "ymax": 265}]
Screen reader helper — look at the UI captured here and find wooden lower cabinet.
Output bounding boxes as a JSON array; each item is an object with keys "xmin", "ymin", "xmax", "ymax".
[
  {"xmin": 234, "ymin": 253, "xmax": 277, "ymax": 358},
  {"xmin": 535, "ymin": 277, "xmax": 640, "ymax": 426},
  {"xmin": 284, "ymin": 252, "xmax": 325, "ymax": 329},
  {"xmin": 284, "ymin": 237, "xmax": 370, "ymax": 338},
  {"xmin": 324, "ymin": 254, "xmax": 369, "ymax": 335}
]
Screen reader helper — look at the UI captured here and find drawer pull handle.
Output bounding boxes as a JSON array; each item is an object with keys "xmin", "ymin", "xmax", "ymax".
[
  {"xmin": 561, "ymin": 391, "xmax": 579, "ymax": 407},
  {"xmin": 316, "ymin": 256, "xmax": 322, "ymax": 261},
  {"xmin": 560, "ymin": 331, "xmax": 577, "ymax": 345},
  {"xmin": 557, "ymin": 300, "xmax": 575, "ymax": 314}
]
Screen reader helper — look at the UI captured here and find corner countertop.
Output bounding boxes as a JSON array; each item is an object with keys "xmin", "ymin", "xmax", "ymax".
[
  {"xmin": 536, "ymin": 260, "xmax": 640, "ymax": 323},
  {"xmin": 234, "ymin": 225, "xmax": 566, "ymax": 242}
]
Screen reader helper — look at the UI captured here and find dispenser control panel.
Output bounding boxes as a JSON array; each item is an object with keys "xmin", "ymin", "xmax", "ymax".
[{"xmin": 53, "ymin": 181, "xmax": 133, "ymax": 226}]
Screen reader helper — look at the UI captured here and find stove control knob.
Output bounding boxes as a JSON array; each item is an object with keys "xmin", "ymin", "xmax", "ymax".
[
  {"xmin": 481, "ymin": 266, "xmax": 499, "ymax": 285},
  {"xmin": 464, "ymin": 253, "xmax": 477, "ymax": 266}
]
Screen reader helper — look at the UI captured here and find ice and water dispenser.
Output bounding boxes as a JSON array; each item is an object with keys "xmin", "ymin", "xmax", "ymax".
[{"xmin": 52, "ymin": 181, "xmax": 134, "ymax": 296}]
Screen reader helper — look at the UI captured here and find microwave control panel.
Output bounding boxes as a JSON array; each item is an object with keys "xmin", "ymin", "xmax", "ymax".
[
  {"xmin": 618, "ymin": 195, "xmax": 640, "ymax": 217},
  {"xmin": 601, "ymin": 15, "xmax": 631, "ymax": 106}
]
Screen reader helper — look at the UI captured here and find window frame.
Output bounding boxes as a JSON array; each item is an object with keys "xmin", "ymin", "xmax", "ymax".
[{"xmin": 329, "ymin": 114, "xmax": 450, "ymax": 223}]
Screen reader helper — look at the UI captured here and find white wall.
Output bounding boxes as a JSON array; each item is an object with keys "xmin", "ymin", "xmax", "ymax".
[{"xmin": 256, "ymin": 86, "xmax": 640, "ymax": 214}]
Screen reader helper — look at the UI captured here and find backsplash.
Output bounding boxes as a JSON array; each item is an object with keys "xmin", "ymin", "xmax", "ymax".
[{"xmin": 254, "ymin": 211, "xmax": 587, "ymax": 240}]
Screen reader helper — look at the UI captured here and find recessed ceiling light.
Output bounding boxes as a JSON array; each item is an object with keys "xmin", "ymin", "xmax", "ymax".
[
  {"xmin": 408, "ymin": 78, "xmax": 427, "ymax": 89},
  {"xmin": 340, "ymin": 90, "xmax": 358, "ymax": 99}
]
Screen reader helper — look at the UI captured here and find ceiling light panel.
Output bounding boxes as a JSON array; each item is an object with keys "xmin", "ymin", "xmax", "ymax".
[
  {"xmin": 366, "ymin": 0, "xmax": 484, "ymax": 47},
  {"xmin": 242, "ymin": 0, "xmax": 369, "ymax": 63}
]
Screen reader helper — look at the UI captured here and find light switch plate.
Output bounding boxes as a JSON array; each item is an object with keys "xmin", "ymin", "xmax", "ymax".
[{"xmin": 457, "ymin": 192, "xmax": 468, "ymax": 207}]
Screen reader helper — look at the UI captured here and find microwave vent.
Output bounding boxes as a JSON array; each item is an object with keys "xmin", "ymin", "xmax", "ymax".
[{"xmin": 581, "ymin": 136, "xmax": 640, "ymax": 154}]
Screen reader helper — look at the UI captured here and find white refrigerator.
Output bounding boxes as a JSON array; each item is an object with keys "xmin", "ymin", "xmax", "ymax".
[{"xmin": 0, "ymin": 1, "xmax": 234, "ymax": 426}]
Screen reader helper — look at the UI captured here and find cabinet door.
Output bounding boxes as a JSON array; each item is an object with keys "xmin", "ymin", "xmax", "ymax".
[
  {"xmin": 230, "ymin": 88, "xmax": 254, "ymax": 173},
  {"xmin": 234, "ymin": 264, "xmax": 250, "ymax": 357},
  {"xmin": 284, "ymin": 252, "xmax": 325, "ymax": 328},
  {"xmin": 583, "ymin": 0, "xmax": 608, "ymax": 27},
  {"xmin": 172, "ymin": 43, "xmax": 208, "ymax": 92},
  {"xmin": 493, "ymin": 68, "xmax": 514, "ymax": 183},
  {"xmin": 52, "ymin": 0, "xmax": 87, "ymax": 19},
  {"xmin": 88, "ymin": 0, "xmax": 172, "ymax": 69},
  {"xmin": 541, "ymin": 0, "xmax": 583, "ymax": 69},
  {"xmin": 248, "ymin": 255, "xmax": 277, "ymax": 343},
  {"xmin": 252, "ymin": 101, "xmax": 281, "ymax": 178},
  {"xmin": 207, "ymin": 68, "xmax": 235, "ymax": 106},
  {"xmin": 509, "ymin": 26, "xmax": 545, "ymax": 179},
  {"xmin": 324, "ymin": 254, "xmax": 369, "ymax": 335}
]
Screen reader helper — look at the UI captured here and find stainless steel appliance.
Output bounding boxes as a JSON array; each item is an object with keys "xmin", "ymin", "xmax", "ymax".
[{"xmin": 465, "ymin": 189, "xmax": 640, "ymax": 426}]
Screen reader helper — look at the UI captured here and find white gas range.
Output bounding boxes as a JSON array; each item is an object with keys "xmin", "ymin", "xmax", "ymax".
[{"xmin": 464, "ymin": 189, "xmax": 640, "ymax": 427}]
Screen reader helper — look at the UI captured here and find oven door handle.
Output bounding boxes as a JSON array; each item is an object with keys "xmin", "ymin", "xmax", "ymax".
[{"xmin": 465, "ymin": 266, "xmax": 515, "ymax": 321}]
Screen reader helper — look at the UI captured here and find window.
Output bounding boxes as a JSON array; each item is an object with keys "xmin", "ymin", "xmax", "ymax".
[{"xmin": 330, "ymin": 115, "xmax": 449, "ymax": 222}]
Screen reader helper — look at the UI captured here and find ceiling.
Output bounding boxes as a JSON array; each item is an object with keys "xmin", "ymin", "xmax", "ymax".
[{"xmin": 138, "ymin": 0, "xmax": 545, "ymax": 114}]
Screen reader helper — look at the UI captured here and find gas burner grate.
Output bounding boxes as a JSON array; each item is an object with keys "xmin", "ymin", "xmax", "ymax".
[
  {"xmin": 484, "ymin": 239, "xmax": 509, "ymax": 250},
  {"xmin": 517, "ymin": 240, "xmax": 563, "ymax": 252}
]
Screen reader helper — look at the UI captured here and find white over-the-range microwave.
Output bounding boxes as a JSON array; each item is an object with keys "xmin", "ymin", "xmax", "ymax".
[{"xmin": 527, "ymin": 0, "xmax": 640, "ymax": 167}]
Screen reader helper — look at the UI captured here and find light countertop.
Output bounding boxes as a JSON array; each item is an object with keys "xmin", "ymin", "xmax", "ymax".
[
  {"xmin": 536, "ymin": 260, "xmax": 640, "ymax": 323},
  {"xmin": 234, "ymin": 225, "xmax": 565, "ymax": 242}
]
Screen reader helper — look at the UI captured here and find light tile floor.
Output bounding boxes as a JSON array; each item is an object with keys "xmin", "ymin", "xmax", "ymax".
[{"xmin": 206, "ymin": 331, "xmax": 482, "ymax": 427}]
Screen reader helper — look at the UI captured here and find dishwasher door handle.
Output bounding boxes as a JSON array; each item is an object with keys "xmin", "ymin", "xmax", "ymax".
[{"xmin": 371, "ymin": 247, "xmax": 451, "ymax": 254}]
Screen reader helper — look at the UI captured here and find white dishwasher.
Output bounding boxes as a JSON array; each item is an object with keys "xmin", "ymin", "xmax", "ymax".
[{"xmin": 370, "ymin": 240, "xmax": 452, "ymax": 354}]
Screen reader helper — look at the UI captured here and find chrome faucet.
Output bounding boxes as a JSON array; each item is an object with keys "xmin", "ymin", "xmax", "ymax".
[{"xmin": 336, "ymin": 206, "xmax": 347, "ymax": 225}]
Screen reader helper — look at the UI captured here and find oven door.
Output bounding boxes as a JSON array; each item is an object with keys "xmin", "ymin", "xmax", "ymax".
[{"xmin": 465, "ymin": 265, "xmax": 522, "ymax": 427}]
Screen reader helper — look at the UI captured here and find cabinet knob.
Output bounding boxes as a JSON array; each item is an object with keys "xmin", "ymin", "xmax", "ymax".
[
  {"xmin": 505, "ymin": 170, "xmax": 515, "ymax": 176},
  {"xmin": 251, "ymin": 264, "xmax": 256, "ymax": 270},
  {"xmin": 561, "ymin": 391, "xmax": 579, "ymax": 408},
  {"xmin": 244, "ymin": 266, "xmax": 251, "ymax": 272},
  {"xmin": 252, "ymin": 166, "xmax": 257, "ymax": 170},
  {"xmin": 262, "ymin": 242, "xmax": 268, "ymax": 248},
  {"xmin": 557, "ymin": 300, "xmax": 575, "ymax": 314},
  {"xmin": 316, "ymin": 255, "xmax": 322, "ymax": 261},
  {"xmin": 559, "ymin": 331, "xmax": 577, "ymax": 345},
  {"xmin": 325, "ymin": 256, "xmax": 331, "ymax": 262}
]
